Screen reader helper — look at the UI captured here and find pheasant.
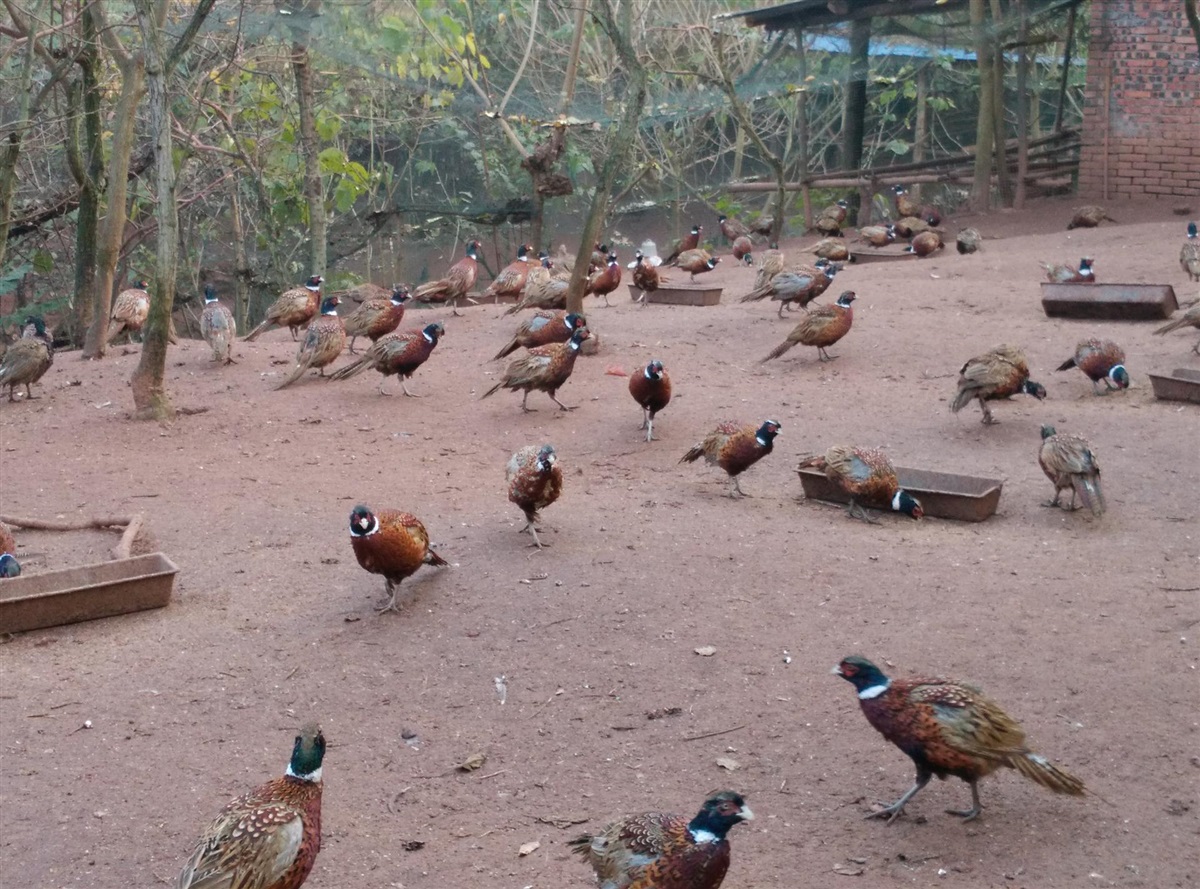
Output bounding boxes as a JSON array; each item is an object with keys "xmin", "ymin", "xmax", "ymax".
[
  {"xmin": 1040, "ymin": 257, "xmax": 1094, "ymax": 283},
  {"xmin": 834, "ymin": 655, "xmax": 1086, "ymax": 823},
  {"xmin": 811, "ymin": 237, "xmax": 849, "ymax": 262},
  {"xmin": 413, "ymin": 239, "xmax": 480, "ymax": 315},
  {"xmin": 751, "ymin": 247, "xmax": 785, "ymax": 293},
  {"xmin": 631, "ymin": 251, "xmax": 669, "ymax": 304},
  {"xmin": 106, "ymin": 280, "xmax": 151, "ymax": 344},
  {"xmin": 1039, "ymin": 425, "xmax": 1105, "ymax": 516},
  {"xmin": 506, "ymin": 444, "xmax": 563, "ymax": 548},
  {"xmin": 761, "ymin": 291, "xmax": 855, "ymax": 363},
  {"xmin": 0, "ymin": 316, "xmax": 53, "ymax": 401},
  {"xmin": 815, "ymin": 199, "xmax": 850, "ymax": 235},
  {"xmin": 275, "ymin": 297, "xmax": 345, "ymax": 390},
  {"xmin": 199, "ymin": 284, "xmax": 236, "ymax": 365},
  {"xmin": 349, "ymin": 505, "xmax": 448, "ymax": 613},
  {"xmin": 482, "ymin": 243, "xmax": 532, "ymax": 302},
  {"xmin": 629, "ymin": 359, "xmax": 671, "ymax": 442},
  {"xmin": 674, "ymin": 249, "xmax": 719, "ymax": 283},
  {"xmin": 586, "ymin": 253, "xmax": 622, "ymax": 307},
  {"xmin": 482, "ymin": 326, "xmax": 590, "ymax": 412},
  {"xmin": 797, "ymin": 445, "xmax": 923, "ymax": 522},
  {"xmin": 506, "ymin": 257, "xmax": 569, "ymax": 315},
  {"xmin": 1055, "ymin": 338, "xmax": 1129, "ymax": 394},
  {"xmin": 749, "ymin": 211, "xmax": 775, "ymax": 236},
  {"xmin": 177, "ymin": 724, "xmax": 325, "ymax": 889},
  {"xmin": 245, "ymin": 276, "xmax": 323, "ymax": 341},
  {"xmin": 742, "ymin": 262, "xmax": 836, "ymax": 318},
  {"xmin": 569, "ymin": 791, "xmax": 753, "ymax": 889},
  {"xmin": 951, "ymin": 344, "xmax": 1046, "ymax": 425},
  {"xmin": 956, "ymin": 228, "xmax": 982, "ymax": 254},
  {"xmin": 589, "ymin": 243, "xmax": 611, "ymax": 274},
  {"xmin": 718, "ymin": 214, "xmax": 751, "ymax": 244},
  {"xmin": 1067, "ymin": 205, "xmax": 1116, "ymax": 229},
  {"xmin": 328, "ymin": 322, "xmax": 444, "ymax": 396},
  {"xmin": 731, "ymin": 236, "xmax": 754, "ymax": 265},
  {"xmin": 342, "ymin": 285, "xmax": 409, "ymax": 354},
  {"xmin": 0, "ymin": 522, "xmax": 19, "ymax": 578},
  {"xmin": 858, "ymin": 224, "xmax": 895, "ymax": 248},
  {"xmin": 893, "ymin": 185, "xmax": 941, "ymax": 226},
  {"xmin": 906, "ymin": 230, "xmax": 944, "ymax": 257},
  {"xmin": 1153, "ymin": 301, "xmax": 1200, "ymax": 353},
  {"xmin": 680, "ymin": 419, "xmax": 780, "ymax": 497},
  {"xmin": 893, "ymin": 216, "xmax": 938, "ymax": 239},
  {"xmin": 1181, "ymin": 222, "xmax": 1200, "ymax": 281},
  {"xmin": 664, "ymin": 225, "xmax": 702, "ymax": 266},
  {"xmin": 494, "ymin": 311, "xmax": 586, "ymax": 360}
]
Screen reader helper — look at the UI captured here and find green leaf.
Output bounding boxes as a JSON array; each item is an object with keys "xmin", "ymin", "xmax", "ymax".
[
  {"xmin": 885, "ymin": 139, "xmax": 910, "ymax": 155},
  {"xmin": 32, "ymin": 249, "xmax": 55, "ymax": 275}
]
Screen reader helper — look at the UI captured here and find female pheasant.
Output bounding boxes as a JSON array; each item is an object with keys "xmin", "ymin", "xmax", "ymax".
[
  {"xmin": 680, "ymin": 419, "xmax": 780, "ymax": 497},
  {"xmin": 1039, "ymin": 425, "xmax": 1105, "ymax": 516},
  {"xmin": 505, "ymin": 256, "xmax": 569, "ymax": 314},
  {"xmin": 1040, "ymin": 257, "xmax": 1095, "ymax": 283},
  {"xmin": 951, "ymin": 344, "xmax": 1046, "ymax": 425},
  {"xmin": 199, "ymin": 284, "xmax": 236, "ymax": 365},
  {"xmin": 1154, "ymin": 302, "xmax": 1200, "ymax": 353},
  {"xmin": 742, "ymin": 260, "xmax": 836, "ymax": 317},
  {"xmin": 328, "ymin": 322, "xmax": 444, "ymax": 396},
  {"xmin": 797, "ymin": 445, "xmax": 923, "ymax": 522},
  {"xmin": 1067, "ymin": 205, "xmax": 1116, "ymax": 229},
  {"xmin": 761, "ymin": 291, "xmax": 855, "ymax": 363},
  {"xmin": 177, "ymin": 724, "xmax": 325, "ymax": 889},
  {"xmin": 341, "ymin": 285, "xmax": 409, "ymax": 354},
  {"xmin": 0, "ymin": 522, "xmax": 19, "ymax": 578},
  {"xmin": 506, "ymin": 444, "xmax": 563, "ymax": 549},
  {"xmin": 1181, "ymin": 221, "xmax": 1199, "ymax": 281},
  {"xmin": 244, "ymin": 275, "xmax": 322, "ymax": 341},
  {"xmin": 349, "ymin": 505, "xmax": 449, "ymax": 613},
  {"xmin": 414, "ymin": 239, "xmax": 480, "ymax": 315},
  {"xmin": 569, "ymin": 791, "xmax": 753, "ymax": 889},
  {"xmin": 275, "ymin": 297, "xmax": 345, "ymax": 390},
  {"xmin": 1055, "ymin": 338, "xmax": 1128, "ymax": 394},
  {"xmin": 629, "ymin": 360, "xmax": 672, "ymax": 442},
  {"xmin": 858, "ymin": 224, "xmax": 895, "ymax": 248},
  {"xmin": 482, "ymin": 326, "xmax": 590, "ymax": 412},
  {"xmin": 106, "ymin": 280, "xmax": 150, "ymax": 344},
  {"xmin": 494, "ymin": 311, "xmax": 586, "ymax": 360},
  {"xmin": 0, "ymin": 316, "xmax": 53, "ymax": 401},
  {"xmin": 834, "ymin": 655, "xmax": 1086, "ymax": 823},
  {"xmin": 674, "ymin": 249, "xmax": 720, "ymax": 283},
  {"xmin": 810, "ymin": 237, "xmax": 849, "ymax": 261}
]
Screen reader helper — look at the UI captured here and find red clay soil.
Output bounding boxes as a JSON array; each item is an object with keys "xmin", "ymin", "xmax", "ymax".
[{"xmin": 1, "ymin": 195, "xmax": 1198, "ymax": 889}]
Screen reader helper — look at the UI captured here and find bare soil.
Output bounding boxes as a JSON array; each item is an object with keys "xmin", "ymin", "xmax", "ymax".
[{"xmin": 2, "ymin": 195, "xmax": 1198, "ymax": 889}]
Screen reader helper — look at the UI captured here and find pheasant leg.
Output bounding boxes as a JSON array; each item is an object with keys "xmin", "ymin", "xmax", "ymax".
[
  {"xmin": 549, "ymin": 392, "xmax": 576, "ymax": 412},
  {"xmin": 379, "ymin": 379, "xmax": 392, "ymax": 396},
  {"xmin": 866, "ymin": 769, "xmax": 932, "ymax": 825},
  {"xmin": 402, "ymin": 379, "xmax": 422, "ymax": 397},
  {"xmin": 729, "ymin": 477, "xmax": 746, "ymax": 498},
  {"xmin": 375, "ymin": 580, "xmax": 401, "ymax": 614},
  {"xmin": 348, "ymin": 336, "xmax": 359, "ymax": 354},
  {"xmin": 777, "ymin": 301, "xmax": 787, "ymax": 318},
  {"xmin": 847, "ymin": 499, "xmax": 880, "ymax": 524},
  {"xmin": 520, "ymin": 391, "xmax": 537, "ymax": 413},
  {"xmin": 979, "ymin": 400, "xmax": 998, "ymax": 425},
  {"xmin": 24, "ymin": 385, "xmax": 39, "ymax": 400},
  {"xmin": 818, "ymin": 347, "xmax": 838, "ymax": 362},
  {"xmin": 945, "ymin": 781, "xmax": 983, "ymax": 821},
  {"xmin": 645, "ymin": 414, "xmax": 656, "ymax": 443}
]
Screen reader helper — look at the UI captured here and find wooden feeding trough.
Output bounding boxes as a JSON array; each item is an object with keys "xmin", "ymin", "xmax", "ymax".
[
  {"xmin": 0, "ymin": 553, "xmax": 178, "ymax": 634},
  {"xmin": 1148, "ymin": 367, "xmax": 1200, "ymax": 404},
  {"xmin": 627, "ymin": 284, "xmax": 722, "ymax": 306},
  {"xmin": 1040, "ymin": 283, "xmax": 1178, "ymax": 320},
  {"xmin": 796, "ymin": 466, "xmax": 1004, "ymax": 522}
]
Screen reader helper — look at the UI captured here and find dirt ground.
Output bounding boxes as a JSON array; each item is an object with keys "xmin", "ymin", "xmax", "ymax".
[{"xmin": 2, "ymin": 194, "xmax": 1198, "ymax": 889}]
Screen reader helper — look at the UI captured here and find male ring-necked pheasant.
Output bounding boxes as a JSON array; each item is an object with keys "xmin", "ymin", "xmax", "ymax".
[
  {"xmin": 797, "ymin": 445, "xmax": 923, "ymax": 522},
  {"xmin": 245, "ymin": 276, "xmax": 323, "ymax": 341},
  {"xmin": 834, "ymin": 655, "xmax": 1086, "ymax": 824},
  {"xmin": 506, "ymin": 444, "xmax": 563, "ymax": 549},
  {"xmin": 329, "ymin": 322, "xmax": 444, "ymax": 396},
  {"xmin": 349, "ymin": 505, "xmax": 448, "ymax": 613},
  {"xmin": 628, "ymin": 359, "xmax": 672, "ymax": 442},
  {"xmin": 177, "ymin": 724, "xmax": 325, "ymax": 889},
  {"xmin": 1055, "ymin": 338, "xmax": 1128, "ymax": 394},
  {"xmin": 951, "ymin": 344, "xmax": 1046, "ymax": 425},
  {"xmin": 413, "ymin": 239, "xmax": 480, "ymax": 315},
  {"xmin": 568, "ymin": 791, "xmax": 753, "ymax": 889},
  {"xmin": 0, "ymin": 522, "xmax": 20, "ymax": 578},
  {"xmin": 680, "ymin": 419, "xmax": 779, "ymax": 497},
  {"xmin": 1040, "ymin": 257, "xmax": 1094, "ymax": 284},
  {"xmin": 482, "ymin": 326, "xmax": 590, "ymax": 412},
  {"xmin": 341, "ymin": 285, "xmax": 409, "ymax": 354},
  {"xmin": 482, "ymin": 243, "xmax": 532, "ymax": 302},
  {"xmin": 761, "ymin": 291, "xmax": 855, "ymax": 363},
  {"xmin": 494, "ymin": 311, "xmax": 586, "ymax": 360}
]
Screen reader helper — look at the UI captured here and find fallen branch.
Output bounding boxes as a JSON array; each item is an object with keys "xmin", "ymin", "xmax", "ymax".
[{"xmin": 0, "ymin": 513, "xmax": 145, "ymax": 561}]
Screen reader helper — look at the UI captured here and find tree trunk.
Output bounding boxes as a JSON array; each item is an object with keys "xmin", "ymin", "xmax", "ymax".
[
  {"xmin": 68, "ymin": 20, "xmax": 104, "ymax": 345},
  {"xmin": 292, "ymin": 31, "xmax": 326, "ymax": 277},
  {"xmin": 842, "ymin": 17, "xmax": 870, "ymax": 173},
  {"xmin": 913, "ymin": 65, "xmax": 928, "ymax": 205},
  {"xmin": 990, "ymin": 0, "xmax": 1012, "ymax": 206},
  {"xmin": 82, "ymin": 3, "xmax": 145, "ymax": 359},
  {"xmin": 1187, "ymin": 0, "xmax": 1200, "ymax": 58},
  {"xmin": 970, "ymin": 0, "xmax": 995, "ymax": 211},
  {"xmin": 1015, "ymin": 0, "xmax": 1029, "ymax": 209},
  {"xmin": 564, "ymin": 0, "xmax": 647, "ymax": 315},
  {"xmin": 0, "ymin": 1, "xmax": 39, "ymax": 272}
]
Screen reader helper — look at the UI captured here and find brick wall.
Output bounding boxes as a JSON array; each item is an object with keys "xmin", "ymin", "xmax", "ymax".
[{"xmin": 1077, "ymin": 0, "xmax": 1200, "ymax": 199}]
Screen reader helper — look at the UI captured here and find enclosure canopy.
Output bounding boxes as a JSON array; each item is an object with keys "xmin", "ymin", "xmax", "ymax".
[{"xmin": 719, "ymin": 0, "xmax": 974, "ymax": 32}]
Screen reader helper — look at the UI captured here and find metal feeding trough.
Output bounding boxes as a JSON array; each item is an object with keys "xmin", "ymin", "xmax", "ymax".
[
  {"xmin": 796, "ymin": 466, "xmax": 1004, "ymax": 522},
  {"xmin": 0, "ymin": 553, "xmax": 178, "ymax": 634},
  {"xmin": 1148, "ymin": 367, "xmax": 1200, "ymax": 404},
  {"xmin": 628, "ymin": 284, "xmax": 722, "ymax": 306},
  {"xmin": 1040, "ymin": 283, "xmax": 1178, "ymax": 320},
  {"xmin": 847, "ymin": 248, "xmax": 918, "ymax": 264}
]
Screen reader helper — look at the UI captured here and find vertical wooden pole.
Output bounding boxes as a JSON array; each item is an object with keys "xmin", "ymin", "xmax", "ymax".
[
  {"xmin": 990, "ymin": 0, "xmax": 1012, "ymax": 206},
  {"xmin": 913, "ymin": 65, "xmax": 928, "ymax": 205},
  {"xmin": 796, "ymin": 28, "xmax": 811, "ymax": 230},
  {"xmin": 1015, "ymin": 0, "xmax": 1029, "ymax": 208},
  {"xmin": 1054, "ymin": 1, "xmax": 1077, "ymax": 133}
]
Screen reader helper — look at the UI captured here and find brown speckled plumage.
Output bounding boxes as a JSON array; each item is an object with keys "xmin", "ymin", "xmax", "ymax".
[
  {"xmin": 762, "ymin": 291, "xmax": 855, "ymax": 362},
  {"xmin": 797, "ymin": 445, "xmax": 923, "ymax": 521},
  {"xmin": 1055, "ymin": 338, "xmax": 1128, "ymax": 394},
  {"xmin": 482, "ymin": 326, "xmax": 590, "ymax": 412},
  {"xmin": 506, "ymin": 444, "xmax": 563, "ymax": 548},
  {"xmin": 631, "ymin": 252, "xmax": 669, "ymax": 302},
  {"xmin": 341, "ymin": 285, "xmax": 409, "ymax": 353},
  {"xmin": 349, "ymin": 505, "xmax": 448, "ymax": 613},
  {"xmin": 177, "ymin": 725, "xmax": 325, "ymax": 889},
  {"xmin": 1040, "ymin": 257, "xmax": 1094, "ymax": 283},
  {"xmin": 494, "ymin": 311, "xmax": 586, "ymax": 360},
  {"xmin": 200, "ymin": 286, "xmax": 236, "ymax": 365},
  {"xmin": 329, "ymin": 322, "xmax": 443, "ymax": 396},
  {"xmin": 275, "ymin": 298, "xmax": 345, "ymax": 390},
  {"xmin": 413, "ymin": 239, "xmax": 480, "ymax": 314},
  {"xmin": 907, "ymin": 230, "xmax": 944, "ymax": 257},
  {"xmin": 586, "ymin": 254, "xmax": 623, "ymax": 306},
  {"xmin": 245, "ymin": 277, "xmax": 323, "ymax": 342},
  {"xmin": 482, "ymin": 245, "xmax": 532, "ymax": 301},
  {"xmin": 835, "ymin": 656, "xmax": 1085, "ymax": 823},
  {"xmin": 680, "ymin": 419, "xmax": 779, "ymax": 497},
  {"xmin": 951, "ymin": 344, "xmax": 1046, "ymax": 425},
  {"xmin": 0, "ymin": 318, "xmax": 53, "ymax": 401},
  {"xmin": 107, "ymin": 281, "xmax": 150, "ymax": 343},
  {"xmin": 1039, "ymin": 425, "xmax": 1105, "ymax": 517},
  {"xmin": 506, "ymin": 257, "xmax": 569, "ymax": 315},
  {"xmin": 568, "ymin": 791, "xmax": 753, "ymax": 889},
  {"xmin": 1067, "ymin": 205, "xmax": 1115, "ymax": 229},
  {"xmin": 674, "ymin": 249, "xmax": 720, "ymax": 282},
  {"xmin": 663, "ymin": 225, "xmax": 702, "ymax": 266},
  {"xmin": 1154, "ymin": 302, "xmax": 1200, "ymax": 353}
]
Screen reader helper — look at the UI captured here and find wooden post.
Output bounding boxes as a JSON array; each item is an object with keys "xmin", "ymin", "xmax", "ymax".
[
  {"xmin": 991, "ymin": 0, "xmax": 1012, "ymax": 206},
  {"xmin": 796, "ymin": 27, "xmax": 811, "ymax": 230},
  {"xmin": 1054, "ymin": 1, "xmax": 1077, "ymax": 133},
  {"xmin": 1015, "ymin": 0, "xmax": 1029, "ymax": 208},
  {"xmin": 842, "ymin": 16, "xmax": 871, "ymax": 214},
  {"xmin": 913, "ymin": 64, "xmax": 928, "ymax": 205}
]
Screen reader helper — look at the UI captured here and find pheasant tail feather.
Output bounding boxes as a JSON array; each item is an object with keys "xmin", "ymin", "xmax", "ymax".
[
  {"xmin": 1010, "ymin": 752, "xmax": 1086, "ymax": 797},
  {"xmin": 1073, "ymin": 476, "xmax": 1105, "ymax": 517}
]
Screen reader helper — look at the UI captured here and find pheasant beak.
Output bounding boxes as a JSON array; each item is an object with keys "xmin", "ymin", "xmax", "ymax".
[
  {"xmin": 738, "ymin": 804, "xmax": 755, "ymax": 821},
  {"xmin": 831, "ymin": 664, "xmax": 845, "ymax": 676}
]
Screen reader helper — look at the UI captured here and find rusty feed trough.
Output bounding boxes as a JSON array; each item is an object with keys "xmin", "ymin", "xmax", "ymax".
[
  {"xmin": 846, "ymin": 248, "xmax": 918, "ymax": 264},
  {"xmin": 0, "ymin": 553, "xmax": 178, "ymax": 634},
  {"xmin": 1040, "ymin": 283, "xmax": 1178, "ymax": 320},
  {"xmin": 1148, "ymin": 367, "xmax": 1200, "ymax": 404},
  {"xmin": 628, "ymin": 284, "xmax": 722, "ymax": 306},
  {"xmin": 796, "ymin": 466, "xmax": 1003, "ymax": 522}
]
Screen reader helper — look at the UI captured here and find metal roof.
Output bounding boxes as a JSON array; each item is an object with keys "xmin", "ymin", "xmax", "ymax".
[{"xmin": 719, "ymin": 0, "xmax": 974, "ymax": 32}]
